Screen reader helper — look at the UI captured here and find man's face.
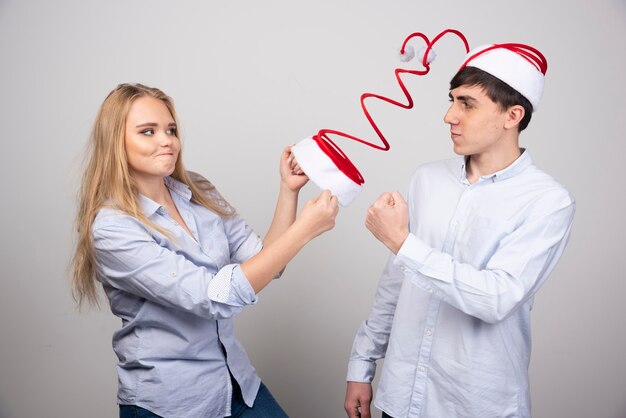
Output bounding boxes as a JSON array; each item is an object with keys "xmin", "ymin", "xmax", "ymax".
[{"xmin": 443, "ymin": 84, "xmax": 509, "ymax": 157}]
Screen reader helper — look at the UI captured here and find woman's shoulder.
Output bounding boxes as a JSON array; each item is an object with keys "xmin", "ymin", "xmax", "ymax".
[
  {"xmin": 185, "ymin": 171, "xmax": 235, "ymax": 216},
  {"xmin": 186, "ymin": 170, "xmax": 215, "ymax": 188},
  {"xmin": 92, "ymin": 204, "xmax": 147, "ymax": 233},
  {"xmin": 186, "ymin": 171, "xmax": 220, "ymax": 200}
]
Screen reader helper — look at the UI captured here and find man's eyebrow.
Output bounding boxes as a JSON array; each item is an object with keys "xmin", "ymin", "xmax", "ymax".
[{"xmin": 449, "ymin": 92, "xmax": 477, "ymax": 104}]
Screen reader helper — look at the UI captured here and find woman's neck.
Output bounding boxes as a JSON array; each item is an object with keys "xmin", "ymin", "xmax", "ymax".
[{"xmin": 134, "ymin": 175, "xmax": 171, "ymax": 205}]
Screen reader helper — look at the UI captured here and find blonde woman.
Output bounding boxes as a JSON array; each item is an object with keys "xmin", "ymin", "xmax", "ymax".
[{"xmin": 72, "ymin": 83, "xmax": 338, "ymax": 418}]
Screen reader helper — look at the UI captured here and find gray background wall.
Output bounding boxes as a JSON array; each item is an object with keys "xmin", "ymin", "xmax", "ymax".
[{"xmin": 1, "ymin": 0, "xmax": 625, "ymax": 417}]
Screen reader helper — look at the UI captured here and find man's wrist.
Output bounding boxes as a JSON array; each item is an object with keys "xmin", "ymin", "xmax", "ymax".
[{"xmin": 388, "ymin": 230, "xmax": 410, "ymax": 254}]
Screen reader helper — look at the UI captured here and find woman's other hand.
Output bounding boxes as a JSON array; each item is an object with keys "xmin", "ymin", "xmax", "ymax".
[{"xmin": 280, "ymin": 146, "xmax": 309, "ymax": 192}]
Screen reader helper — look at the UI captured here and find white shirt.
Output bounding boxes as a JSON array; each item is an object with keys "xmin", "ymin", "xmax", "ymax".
[{"xmin": 347, "ymin": 151, "xmax": 575, "ymax": 418}]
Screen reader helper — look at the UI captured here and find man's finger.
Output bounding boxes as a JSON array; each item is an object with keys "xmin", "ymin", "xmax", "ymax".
[
  {"xmin": 374, "ymin": 192, "xmax": 390, "ymax": 207},
  {"xmin": 347, "ymin": 406, "xmax": 360, "ymax": 418},
  {"xmin": 360, "ymin": 401, "xmax": 371, "ymax": 418},
  {"xmin": 391, "ymin": 190, "xmax": 405, "ymax": 204}
]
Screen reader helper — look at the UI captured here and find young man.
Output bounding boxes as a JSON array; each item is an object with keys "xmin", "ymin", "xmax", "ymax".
[{"xmin": 344, "ymin": 43, "xmax": 576, "ymax": 418}]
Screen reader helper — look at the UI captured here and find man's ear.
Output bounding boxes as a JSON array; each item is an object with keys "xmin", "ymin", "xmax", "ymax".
[{"xmin": 504, "ymin": 105, "xmax": 525, "ymax": 130}]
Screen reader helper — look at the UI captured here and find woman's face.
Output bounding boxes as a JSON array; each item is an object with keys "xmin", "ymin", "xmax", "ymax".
[{"xmin": 124, "ymin": 96, "xmax": 180, "ymax": 185}]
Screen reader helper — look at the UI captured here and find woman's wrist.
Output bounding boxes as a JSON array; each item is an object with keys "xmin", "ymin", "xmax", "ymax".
[
  {"xmin": 287, "ymin": 218, "xmax": 314, "ymax": 246},
  {"xmin": 279, "ymin": 180, "xmax": 301, "ymax": 196}
]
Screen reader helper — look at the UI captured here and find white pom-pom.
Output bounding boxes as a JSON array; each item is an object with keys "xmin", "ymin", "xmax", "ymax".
[
  {"xmin": 416, "ymin": 47, "xmax": 436, "ymax": 64},
  {"xmin": 398, "ymin": 44, "xmax": 415, "ymax": 62}
]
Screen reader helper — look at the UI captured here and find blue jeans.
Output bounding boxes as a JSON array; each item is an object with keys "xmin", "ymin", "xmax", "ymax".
[
  {"xmin": 119, "ymin": 379, "xmax": 288, "ymax": 418},
  {"xmin": 119, "ymin": 405, "xmax": 162, "ymax": 418},
  {"xmin": 228, "ymin": 378, "xmax": 288, "ymax": 417}
]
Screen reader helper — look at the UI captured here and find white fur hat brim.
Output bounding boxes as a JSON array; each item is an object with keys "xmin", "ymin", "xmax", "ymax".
[{"xmin": 291, "ymin": 137, "xmax": 362, "ymax": 207}]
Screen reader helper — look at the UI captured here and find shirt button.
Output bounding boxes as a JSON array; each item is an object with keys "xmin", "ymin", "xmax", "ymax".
[
  {"xmin": 171, "ymin": 272, "xmax": 176, "ymax": 277},
  {"xmin": 425, "ymin": 329, "xmax": 432, "ymax": 336},
  {"xmin": 418, "ymin": 366, "xmax": 426, "ymax": 373},
  {"xmin": 400, "ymin": 266, "xmax": 406, "ymax": 272}
]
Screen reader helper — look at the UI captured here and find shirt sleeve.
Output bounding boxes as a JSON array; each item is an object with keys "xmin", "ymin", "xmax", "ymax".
[
  {"xmin": 221, "ymin": 210, "xmax": 283, "ymax": 280},
  {"xmin": 221, "ymin": 213, "xmax": 263, "ymax": 264},
  {"xmin": 93, "ymin": 218, "xmax": 258, "ymax": 320},
  {"xmin": 347, "ymin": 254, "xmax": 404, "ymax": 383},
  {"xmin": 202, "ymin": 211, "xmax": 267, "ymax": 303},
  {"xmin": 395, "ymin": 198, "xmax": 576, "ymax": 324}
]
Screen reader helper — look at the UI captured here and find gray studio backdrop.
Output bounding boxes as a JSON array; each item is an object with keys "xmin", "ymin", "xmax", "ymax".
[{"xmin": 1, "ymin": 1, "xmax": 625, "ymax": 417}]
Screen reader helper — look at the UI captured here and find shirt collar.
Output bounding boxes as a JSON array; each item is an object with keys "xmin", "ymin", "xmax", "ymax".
[
  {"xmin": 460, "ymin": 149, "xmax": 533, "ymax": 185},
  {"xmin": 164, "ymin": 176, "xmax": 193, "ymax": 201},
  {"xmin": 139, "ymin": 176, "xmax": 193, "ymax": 217}
]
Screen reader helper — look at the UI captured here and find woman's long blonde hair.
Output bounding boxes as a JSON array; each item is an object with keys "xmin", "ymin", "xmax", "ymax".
[{"xmin": 71, "ymin": 83, "xmax": 233, "ymax": 308}]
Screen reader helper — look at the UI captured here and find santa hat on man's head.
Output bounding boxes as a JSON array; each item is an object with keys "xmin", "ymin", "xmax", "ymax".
[{"xmin": 459, "ymin": 43, "xmax": 548, "ymax": 111}]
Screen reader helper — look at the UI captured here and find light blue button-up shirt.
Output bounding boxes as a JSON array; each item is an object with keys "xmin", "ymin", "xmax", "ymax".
[
  {"xmin": 348, "ymin": 151, "xmax": 575, "ymax": 418},
  {"xmin": 93, "ymin": 176, "xmax": 266, "ymax": 418}
]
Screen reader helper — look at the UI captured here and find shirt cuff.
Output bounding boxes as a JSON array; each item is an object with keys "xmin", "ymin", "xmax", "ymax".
[
  {"xmin": 346, "ymin": 360, "xmax": 376, "ymax": 383},
  {"xmin": 393, "ymin": 233, "xmax": 432, "ymax": 272},
  {"xmin": 207, "ymin": 264, "xmax": 258, "ymax": 305}
]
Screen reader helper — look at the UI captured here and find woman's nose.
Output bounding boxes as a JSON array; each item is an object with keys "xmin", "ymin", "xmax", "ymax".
[{"xmin": 157, "ymin": 131, "xmax": 173, "ymax": 146}]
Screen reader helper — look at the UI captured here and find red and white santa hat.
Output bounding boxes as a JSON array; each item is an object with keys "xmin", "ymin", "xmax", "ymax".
[
  {"xmin": 291, "ymin": 137, "xmax": 362, "ymax": 207},
  {"xmin": 460, "ymin": 43, "xmax": 548, "ymax": 111},
  {"xmin": 292, "ymin": 31, "xmax": 548, "ymax": 207}
]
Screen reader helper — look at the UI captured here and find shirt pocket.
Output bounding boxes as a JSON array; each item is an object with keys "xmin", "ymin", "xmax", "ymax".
[{"xmin": 461, "ymin": 216, "xmax": 515, "ymax": 268}]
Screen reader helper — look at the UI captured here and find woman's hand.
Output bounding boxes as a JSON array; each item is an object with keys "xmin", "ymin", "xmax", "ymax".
[
  {"xmin": 280, "ymin": 145, "xmax": 309, "ymax": 192},
  {"xmin": 295, "ymin": 190, "xmax": 339, "ymax": 240}
]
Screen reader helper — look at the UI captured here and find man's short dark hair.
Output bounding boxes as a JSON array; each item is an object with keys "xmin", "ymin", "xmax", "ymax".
[{"xmin": 450, "ymin": 66, "xmax": 534, "ymax": 132}]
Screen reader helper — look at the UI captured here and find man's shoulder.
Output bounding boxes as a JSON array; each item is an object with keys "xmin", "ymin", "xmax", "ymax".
[
  {"xmin": 520, "ymin": 164, "xmax": 575, "ymax": 205},
  {"xmin": 410, "ymin": 157, "xmax": 462, "ymax": 181}
]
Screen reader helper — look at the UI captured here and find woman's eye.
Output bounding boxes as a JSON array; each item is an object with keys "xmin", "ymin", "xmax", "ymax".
[
  {"xmin": 140, "ymin": 129, "xmax": 154, "ymax": 136},
  {"xmin": 166, "ymin": 127, "xmax": 177, "ymax": 136}
]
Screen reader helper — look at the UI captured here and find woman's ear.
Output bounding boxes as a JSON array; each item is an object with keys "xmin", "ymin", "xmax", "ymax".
[{"xmin": 504, "ymin": 105, "xmax": 525, "ymax": 130}]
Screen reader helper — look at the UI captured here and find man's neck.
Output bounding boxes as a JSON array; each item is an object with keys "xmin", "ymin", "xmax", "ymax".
[{"xmin": 466, "ymin": 146, "xmax": 522, "ymax": 184}]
